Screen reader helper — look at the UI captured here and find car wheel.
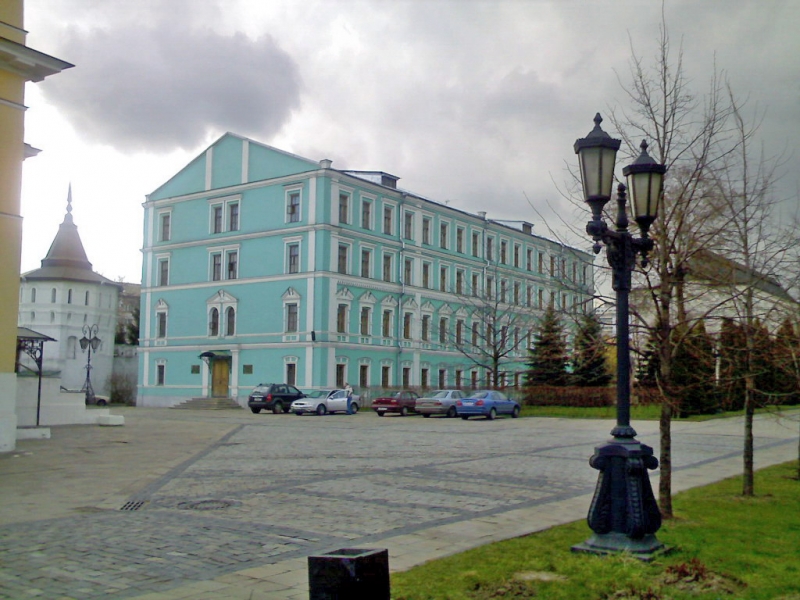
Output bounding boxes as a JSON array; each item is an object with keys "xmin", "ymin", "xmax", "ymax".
[
  {"xmin": 512, "ymin": 406, "xmax": 521, "ymax": 419},
  {"xmin": 294, "ymin": 411, "xmax": 303, "ymax": 416},
  {"xmin": 316, "ymin": 404, "xmax": 327, "ymax": 416},
  {"xmin": 96, "ymin": 398, "xmax": 108, "ymax": 407},
  {"xmin": 461, "ymin": 415, "xmax": 469, "ymax": 420},
  {"xmin": 447, "ymin": 406, "xmax": 457, "ymax": 418},
  {"xmin": 377, "ymin": 411, "xmax": 385, "ymax": 417},
  {"xmin": 250, "ymin": 407, "xmax": 261, "ymax": 414},
  {"xmin": 400, "ymin": 406, "xmax": 408, "ymax": 417},
  {"xmin": 351, "ymin": 403, "xmax": 359, "ymax": 414},
  {"xmin": 487, "ymin": 408, "xmax": 497, "ymax": 420},
  {"xmin": 422, "ymin": 413, "xmax": 431, "ymax": 418},
  {"xmin": 272, "ymin": 402, "xmax": 283, "ymax": 414}
]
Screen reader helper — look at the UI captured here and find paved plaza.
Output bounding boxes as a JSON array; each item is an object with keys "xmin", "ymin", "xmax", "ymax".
[{"xmin": 1, "ymin": 407, "xmax": 797, "ymax": 599}]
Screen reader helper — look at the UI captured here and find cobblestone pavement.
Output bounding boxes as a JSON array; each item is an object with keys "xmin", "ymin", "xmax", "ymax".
[{"xmin": 1, "ymin": 408, "xmax": 797, "ymax": 599}]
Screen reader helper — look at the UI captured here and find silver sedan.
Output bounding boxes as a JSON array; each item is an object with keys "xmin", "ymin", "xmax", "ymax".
[{"xmin": 415, "ymin": 389, "xmax": 466, "ymax": 418}]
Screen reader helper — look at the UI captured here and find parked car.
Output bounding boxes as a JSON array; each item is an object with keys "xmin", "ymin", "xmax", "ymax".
[
  {"xmin": 248, "ymin": 383, "xmax": 306, "ymax": 414},
  {"xmin": 371, "ymin": 390, "xmax": 420, "ymax": 416},
  {"xmin": 456, "ymin": 390, "xmax": 521, "ymax": 420},
  {"xmin": 415, "ymin": 389, "xmax": 466, "ymax": 418},
  {"xmin": 291, "ymin": 389, "xmax": 360, "ymax": 415}
]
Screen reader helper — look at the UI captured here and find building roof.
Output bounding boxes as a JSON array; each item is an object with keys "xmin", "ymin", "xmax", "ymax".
[
  {"xmin": 21, "ymin": 186, "xmax": 120, "ymax": 287},
  {"xmin": 17, "ymin": 327, "xmax": 56, "ymax": 342},
  {"xmin": 688, "ymin": 249, "xmax": 795, "ymax": 303}
]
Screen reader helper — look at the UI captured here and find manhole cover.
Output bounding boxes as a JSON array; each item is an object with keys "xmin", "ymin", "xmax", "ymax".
[{"xmin": 178, "ymin": 499, "xmax": 234, "ymax": 510}]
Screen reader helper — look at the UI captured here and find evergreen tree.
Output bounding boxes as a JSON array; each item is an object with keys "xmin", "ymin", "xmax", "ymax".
[
  {"xmin": 718, "ymin": 318, "xmax": 746, "ymax": 411},
  {"xmin": 635, "ymin": 330, "xmax": 660, "ymax": 388},
  {"xmin": 670, "ymin": 319, "xmax": 718, "ymax": 416},
  {"xmin": 525, "ymin": 305, "xmax": 569, "ymax": 386},
  {"xmin": 773, "ymin": 317, "xmax": 800, "ymax": 405},
  {"xmin": 571, "ymin": 312, "xmax": 612, "ymax": 386}
]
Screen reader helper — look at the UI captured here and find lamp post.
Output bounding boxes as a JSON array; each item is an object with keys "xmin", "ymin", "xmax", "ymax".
[
  {"xmin": 571, "ymin": 114, "xmax": 667, "ymax": 559},
  {"xmin": 80, "ymin": 324, "xmax": 101, "ymax": 405}
]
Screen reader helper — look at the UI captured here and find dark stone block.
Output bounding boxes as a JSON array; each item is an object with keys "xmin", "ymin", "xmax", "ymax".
[{"xmin": 308, "ymin": 548, "xmax": 390, "ymax": 600}]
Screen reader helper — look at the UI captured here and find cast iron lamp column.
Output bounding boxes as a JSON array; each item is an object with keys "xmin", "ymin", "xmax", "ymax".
[
  {"xmin": 571, "ymin": 114, "xmax": 667, "ymax": 558},
  {"xmin": 80, "ymin": 324, "xmax": 101, "ymax": 405}
]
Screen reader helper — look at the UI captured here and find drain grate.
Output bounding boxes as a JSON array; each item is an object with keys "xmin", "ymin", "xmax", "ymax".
[
  {"xmin": 120, "ymin": 500, "xmax": 145, "ymax": 511},
  {"xmin": 177, "ymin": 499, "xmax": 234, "ymax": 511}
]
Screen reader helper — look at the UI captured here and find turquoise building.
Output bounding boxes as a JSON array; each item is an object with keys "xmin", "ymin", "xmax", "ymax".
[{"xmin": 138, "ymin": 134, "xmax": 594, "ymax": 407}]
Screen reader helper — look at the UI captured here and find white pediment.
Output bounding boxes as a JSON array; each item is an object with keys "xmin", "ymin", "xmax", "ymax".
[
  {"xmin": 336, "ymin": 287, "xmax": 354, "ymax": 301},
  {"xmin": 402, "ymin": 297, "xmax": 419, "ymax": 310},
  {"xmin": 421, "ymin": 301, "xmax": 435, "ymax": 313},
  {"xmin": 439, "ymin": 304, "xmax": 453, "ymax": 316},
  {"xmin": 207, "ymin": 289, "xmax": 238, "ymax": 304},
  {"xmin": 155, "ymin": 298, "xmax": 169, "ymax": 310},
  {"xmin": 381, "ymin": 295, "xmax": 398, "ymax": 307},
  {"xmin": 282, "ymin": 287, "xmax": 301, "ymax": 300},
  {"xmin": 360, "ymin": 291, "xmax": 377, "ymax": 304},
  {"xmin": 456, "ymin": 306, "xmax": 469, "ymax": 318}
]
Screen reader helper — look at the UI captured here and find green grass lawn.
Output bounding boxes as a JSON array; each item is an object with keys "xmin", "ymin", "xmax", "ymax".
[{"xmin": 391, "ymin": 461, "xmax": 800, "ymax": 600}]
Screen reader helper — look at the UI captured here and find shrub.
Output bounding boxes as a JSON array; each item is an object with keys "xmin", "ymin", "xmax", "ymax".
[{"xmin": 107, "ymin": 372, "xmax": 137, "ymax": 406}]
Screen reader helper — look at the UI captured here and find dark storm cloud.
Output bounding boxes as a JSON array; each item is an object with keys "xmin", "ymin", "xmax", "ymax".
[{"xmin": 39, "ymin": 22, "xmax": 302, "ymax": 152}]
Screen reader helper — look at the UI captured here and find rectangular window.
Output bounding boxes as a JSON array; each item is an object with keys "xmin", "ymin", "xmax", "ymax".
[
  {"xmin": 337, "ymin": 304, "xmax": 347, "ymax": 333},
  {"xmin": 456, "ymin": 270, "xmax": 464, "ymax": 294},
  {"xmin": 527, "ymin": 285, "xmax": 533, "ymax": 307},
  {"xmin": 227, "ymin": 250, "xmax": 238, "ymax": 280},
  {"xmin": 156, "ymin": 364, "xmax": 165, "ymax": 386},
  {"xmin": 538, "ymin": 289, "xmax": 544, "ymax": 309},
  {"xmin": 471, "ymin": 322, "xmax": 479, "ymax": 346},
  {"xmin": 455, "ymin": 370, "xmax": 462, "ymax": 388},
  {"xmin": 382, "ymin": 310, "xmax": 391, "ymax": 337},
  {"xmin": 286, "ymin": 363, "xmax": 296, "ymax": 386},
  {"xmin": 487, "ymin": 237, "xmax": 494, "ymax": 261},
  {"xmin": 336, "ymin": 364, "xmax": 346, "ymax": 388},
  {"xmin": 439, "ymin": 266, "xmax": 447, "ymax": 291},
  {"xmin": 158, "ymin": 258, "xmax": 169, "ymax": 286},
  {"xmin": 361, "ymin": 249, "xmax": 371, "ymax": 278},
  {"xmin": 486, "ymin": 276, "xmax": 494, "ymax": 299},
  {"xmin": 404, "ymin": 211, "xmax": 414, "ymax": 240},
  {"xmin": 500, "ymin": 280, "xmax": 507, "ymax": 303},
  {"xmin": 402, "ymin": 367, "xmax": 410, "ymax": 388},
  {"xmin": 404, "ymin": 258, "xmax": 413, "ymax": 285},
  {"xmin": 339, "ymin": 193, "xmax": 349, "ymax": 224},
  {"xmin": 514, "ymin": 244, "xmax": 520, "ymax": 267},
  {"xmin": 382, "ymin": 365, "xmax": 391, "ymax": 388},
  {"xmin": 573, "ymin": 262, "xmax": 578, "ymax": 281},
  {"xmin": 456, "ymin": 228, "xmax": 464, "ymax": 253},
  {"xmin": 471, "ymin": 273, "xmax": 479, "ymax": 297},
  {"xmin": 338, "ymin": 244, "xmax": 348, "ymax": 274},
  {"xmin": 160, "ymin": 213, "xmax": 171, "ymax": 242},
  {"xmin": 383, "ymin": 206, "xmax": 393, "ymax": 235},
  {"xmin": 550, "ymin": 256, "xmax": 556, "ymax": 276},
  {"xmin": 456, "ymin": 319, "xmax": 464, "ymax": 344},
  {"xmin": 439, "ymin": 317, "xmax": 447, "ymax": 343},
  {"xmin": 422, "ymin": 217, "xmax": 431, "ymax": 244},
  {"xmin": 472, "ymin": 232, "xmax": 480, "ymax": 257},
  {"xmin": 471, "ymin": 371, "xmax": 478, "ymax": 389},
  {"xmin": 538, "ymin": 252, "xmax": 544, "ymax": 274},
  {"xmin": 360, "ymin": 307, "xmax": 371, "ymax": 335},
  {"xmin": 360, "ymin": 364, "xmax": 369, "ymax": 388},
  {"xmin": 383, "ymin": 255, "xmax": 392, "ymax": 282},
  {"xmin": 403, "ymin": 312, "xmax": 412, "ymax": 339},
  {"xmin": 438, "ymin": 369, "xmax": 446, "ymax": 388},
  {"xmin": 361, "ymin": 200, "xmax": 372, "ymax": 229},
  {"xmin": 501, "ymin": 241, "xmax": 508, "ymax": 264},
  {"xmin": 439, "ymin": 223, "xmax": 448, "ymax": 249},
  {"xmin": 422, "ymin": 263, "xmax": 431, "ymax": 289},
  {"xmin": 286, "ymin": 303, "xmax": 298, "ymax": 332},
  {"xmin": 421, "ymin": 315, "xmax": 430, "ymax": 341},
  {"xmin": 287, "ymin": 192, "xmax": 301, "ymax": 223},
  {"xmin": 514, "ymin": 281, "xmax": 520, "ymax": 305},
  {"xmin": 211, "ymin": 253, "xmax": 222, "ymax": 281},
  {"xmin": 212, "ymin": 205, "xmax": 223, "ymax": 233},
  {"xmin": 421, "ymin": 368, "xmax": 429, "ymax": 389},
  {"xmin": 157, "ymin": 312, "xmax": 167, "ymax": 338},
  {"xmin": 228, "ymin": 202, "xmax": 239, "ymax": 232},
  {"xmin": 526, "ymin": 249, "xmax": 532, "ymax": 271},
  {"xmin": 287, "ymin": 243, "xmax": 300, "ymax": 274}
]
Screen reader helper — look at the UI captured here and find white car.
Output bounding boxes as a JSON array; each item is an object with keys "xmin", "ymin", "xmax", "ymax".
[
  {"xmin": 291, "ymin": 389, "xmax": 359, "ymax": 415},
  {"xmin": 415, "ymin": 389, "xmax": 466, "ymax": 418}
]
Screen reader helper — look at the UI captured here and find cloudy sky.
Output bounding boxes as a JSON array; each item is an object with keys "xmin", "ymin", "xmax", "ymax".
[{"xmin": 20, "ymin": 0, "xmax": 800, "ymax": 284}]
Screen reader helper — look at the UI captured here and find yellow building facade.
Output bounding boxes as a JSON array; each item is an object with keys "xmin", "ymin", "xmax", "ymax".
[{"xmin": 0, "ymin": 0, "xmax": 72, "ymax": 451}]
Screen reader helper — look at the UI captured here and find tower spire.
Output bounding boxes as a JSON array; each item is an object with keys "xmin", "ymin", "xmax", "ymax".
[{"xmin": 65, "ymin": 183, "xmax": 73, "ymax": 223}]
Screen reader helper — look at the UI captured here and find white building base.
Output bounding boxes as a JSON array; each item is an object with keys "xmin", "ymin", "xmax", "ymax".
[
  {"xmin": 0, "ymin": 372, "xmax": 18, "ymax": 453},
  {"xmin": 17, "ymin": 427, "xmax": 51, "ymax": 440},
  {"xmin": 15, "ymin": 375, "xmax": 122, "ymax": 428}
]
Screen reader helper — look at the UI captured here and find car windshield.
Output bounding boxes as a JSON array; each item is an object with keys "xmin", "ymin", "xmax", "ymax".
[
  {"xmin": 305, "ymin": 390, "xmax": 331, "ymax": 398},
  {"xmin": 467, "ymin": 391, "xmax": 489, "ymax": 399}
]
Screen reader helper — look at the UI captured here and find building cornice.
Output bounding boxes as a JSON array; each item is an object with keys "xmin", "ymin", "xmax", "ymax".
[{"xmin": 0, "ymin": 36, "xmax": 73, "ymax": 82}]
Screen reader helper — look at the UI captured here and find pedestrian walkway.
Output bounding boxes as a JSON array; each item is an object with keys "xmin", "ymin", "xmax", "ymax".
[{"xmin": 0, "ymin": 407, "xmax": 796, "ymax": 599}]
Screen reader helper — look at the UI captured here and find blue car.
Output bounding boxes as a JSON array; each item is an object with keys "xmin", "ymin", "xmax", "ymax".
[{"xmin": 456, "ymin": 390, "xmax": 521, "ymax": 420}]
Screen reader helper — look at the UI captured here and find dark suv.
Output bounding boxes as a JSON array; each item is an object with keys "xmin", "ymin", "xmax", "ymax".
[{"xmin": 248, "ymin": 383, "xmax": 305, "ymax": 414}]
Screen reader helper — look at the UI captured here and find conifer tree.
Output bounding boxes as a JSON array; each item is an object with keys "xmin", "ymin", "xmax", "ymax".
[
  {"xmin": 525, "ymin": 305, "xmax": 569, "ymax": 386},
  {"xmin": 571, "ymin": 312, "xmax": 612, "ymax": 386},
  {"xmin": 670, "ymin": 319, "xmax": 718, "ymax": 416}
]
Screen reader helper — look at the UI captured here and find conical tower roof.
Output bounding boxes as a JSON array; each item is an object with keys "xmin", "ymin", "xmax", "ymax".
[{"xmin": 21, "ymin": 186, "xmax": 117, "ymax": 285}]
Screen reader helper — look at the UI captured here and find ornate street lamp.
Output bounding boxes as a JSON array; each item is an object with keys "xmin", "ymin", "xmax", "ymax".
[
  {"xmin": 572, "ymin": 114, "xmax": 666, "ymax": 558},
  {"xmin": 80, "ymin": 324, "xmax": 102, "ymax": 405}
]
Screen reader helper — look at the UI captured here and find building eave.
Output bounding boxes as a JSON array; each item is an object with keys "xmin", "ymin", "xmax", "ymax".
[{"xmin": 0, "ymin": 36, "xmax": 73, "ymax": 82}]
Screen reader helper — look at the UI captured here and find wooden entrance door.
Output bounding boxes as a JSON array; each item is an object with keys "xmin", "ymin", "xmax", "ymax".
[{"xmin": 211, "ymin": 359, "xmax": 230, "ymax": 397}]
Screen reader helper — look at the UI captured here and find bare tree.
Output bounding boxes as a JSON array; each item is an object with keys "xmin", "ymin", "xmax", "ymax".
[{"xmin": 608, "ymin": 16, "xmax": 736, "ymax": 517}]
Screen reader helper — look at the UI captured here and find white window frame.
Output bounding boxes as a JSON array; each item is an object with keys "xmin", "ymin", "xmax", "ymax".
[
  {"xmin": 285, "ymin": 186, "xmax": 303, "ymax": 223},
  {"xmin": 209, "ymin": 194, "xmax": 241, "ymax": 233}
]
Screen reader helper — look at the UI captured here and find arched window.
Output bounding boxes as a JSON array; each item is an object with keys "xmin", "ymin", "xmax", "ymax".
[
  {"xmin": 30, "ymin": 311, "xmax": 35, "ymax": 322},
  {"xmin": 226, "ymin": 307, "xmax": 235, "ymax": 336},
  {"xmin": 67, "ymin": 289, "xmax": 73, "ymax": 304},
  {"xmin": 85, "ymin": 290, "xmax": 90, "ymax": 305},
  {"xmin": 51, "ymin": 288, "xmax": 57, "ymax": 303},
  {"xmin": 31, "ymin": 288, "xmax": 36, "ymax": 303},
  {"xmin": 209, "ymin": 308, "xmax": 219, "ymax": 336}
]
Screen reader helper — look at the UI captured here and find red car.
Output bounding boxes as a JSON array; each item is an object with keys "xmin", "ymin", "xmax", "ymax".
[{"xmin": 371, "ymin": 390, "xmax": 420, "ymax": 416}]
